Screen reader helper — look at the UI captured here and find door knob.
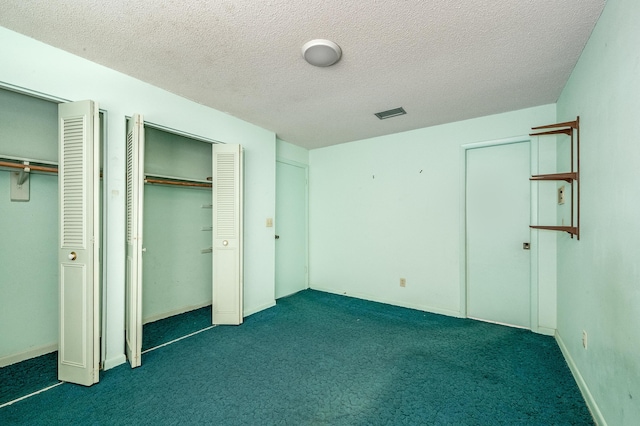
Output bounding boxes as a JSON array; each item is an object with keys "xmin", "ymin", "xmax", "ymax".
[
  {"xmin": 68, "ymin": 251, "xmax": 77, "ymax": 261},
  {"xmin": 222, "ymin": 240, "xmax": 229, "ymax": 246},
  {"xmin": 523, "ymin": 243, "xmax": 530, "ymax": 250}
]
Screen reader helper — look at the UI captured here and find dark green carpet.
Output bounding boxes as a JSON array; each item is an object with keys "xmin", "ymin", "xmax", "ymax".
[
  {"xmin": 0, "ymin": 306, "xmax": 212, "ymax": 406},
  {"xmin": 0, "ymin": 290, "xmax": 592, "ymax": 425},
  {"xmin": 142, "ymin": 305, "xmax": 212, "ymax": 351},
  {"xmin": 0, "ymin": 352, "xmax": 58, "ymax": 406}
]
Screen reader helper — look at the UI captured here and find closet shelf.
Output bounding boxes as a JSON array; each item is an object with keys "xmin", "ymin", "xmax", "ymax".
[{"xmin": 144, "ymin": 173, "xmax": 212, "ymax": 188}]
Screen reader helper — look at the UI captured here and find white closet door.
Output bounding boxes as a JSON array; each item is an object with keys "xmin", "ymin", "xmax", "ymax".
[
  {"xmin": 125, "ymin": 114, "xmax": 144, "ymax": 368},
  {"xmin": 466, "ymin": 141, "xmax": 531, "ymax": 328},
  {"xmin": 212, "ymin": 144, "xmax": 243, "ymax": 325},
  {"xmin": 58, "ymin": 100, "xmax": 100, "ymax": 386}
]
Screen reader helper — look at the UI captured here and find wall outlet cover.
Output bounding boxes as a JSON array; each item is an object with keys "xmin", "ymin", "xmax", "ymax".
[{"xmin": 558, "ymin": 185, "xmax": 566, "ymax": 205}]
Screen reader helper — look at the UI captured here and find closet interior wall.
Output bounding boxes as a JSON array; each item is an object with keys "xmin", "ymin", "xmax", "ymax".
[
  {"xmin": 0, "ymin": 88, "xmax": 106, "ymax": 368},
  {"xmin": 142, "ymin": 126, "xmax": 213, "ymax": 324},
  {"xmin": 0, "ymin": 88, "xmax": 58, "ymax": 366}
]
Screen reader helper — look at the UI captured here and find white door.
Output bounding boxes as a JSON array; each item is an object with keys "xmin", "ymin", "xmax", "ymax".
[
  {"xmin": 125, "ymin": 114, "xmax": 144, "ymax": 368},
  {"xmin": 212, "ymin": 144, "xmax": 243, "ymax": 325},
  {"xmin": 466, "ymin": 141, "xmax": 531, "ymax": 328},
  {"xmin": 58, "ymin": 100, "xmax": 100, "ymax": 386},
  {"xmin": 275, "ymin": 161, "xmax": 308, "ymax": 299}
]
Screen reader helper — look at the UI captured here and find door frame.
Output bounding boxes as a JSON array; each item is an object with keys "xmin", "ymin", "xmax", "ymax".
[
  {"xmin": 124, "ymin": 118, "xmax": 226, "ymax": 358},
  {"xmin": 275, "ymin": 157, "xmax": 309, "ymax": 298},
  {"xmin": 459, "ymin": 135, "xmax": 541, "ymax": 332}
]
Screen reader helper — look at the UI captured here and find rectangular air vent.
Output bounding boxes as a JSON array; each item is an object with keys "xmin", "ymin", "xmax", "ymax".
[{"xmin": 375, "ymin": 107, "xmax": 406, "ymax": 120}]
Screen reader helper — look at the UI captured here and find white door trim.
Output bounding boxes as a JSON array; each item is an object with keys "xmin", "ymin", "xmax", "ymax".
[{"xmin": 459, "ymin": 135, "xmax": 540, "ymax": 332}]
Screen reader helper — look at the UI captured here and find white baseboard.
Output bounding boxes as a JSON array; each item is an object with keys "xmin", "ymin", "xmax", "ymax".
[
  {"xmin": 244, "ymin": 300, "xmax": 276, "ymax": 317},
  {"xmin": 555, "ymin": 331, "xmax": 606, "ymax": 426},
  {"xmin": 535, "ymin": 326, "xmax": 556, "ymax": 336},
  {"xmin": 103, "ymin": 354, "xmax": 127, "ymax": 371},
  {"xmin": 0, "ymin": 343, "xmax": 57, "ymax": 368},
  {"xmin": 310, "ymin": 286, "xmax": 461, "ymax": 318},
  {"xmin": 143, "ymin": 301, "xmax": 212, "ymax": 325}
]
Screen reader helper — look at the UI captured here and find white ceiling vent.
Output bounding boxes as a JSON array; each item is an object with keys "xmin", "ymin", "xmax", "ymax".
[{"xmin": 375, "ymin": 107, "xmax": 406, "ymax": 120}]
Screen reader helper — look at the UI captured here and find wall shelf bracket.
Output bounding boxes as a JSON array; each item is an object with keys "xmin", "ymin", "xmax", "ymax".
[
  {"xmin": 529, "ymin": 117, "xmax": 580, "ymax": 239},
  {"xmin": 10, "ymin": 162, "xmax": 31, "ymax": 201}
]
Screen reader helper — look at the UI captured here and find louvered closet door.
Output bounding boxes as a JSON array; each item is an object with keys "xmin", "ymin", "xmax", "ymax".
[
  {"xmin": 125, "ymin": 114, "xmax": 144, "ymax": 368},
  {"xmin": 58, "ymin": 100, "xmax": 100, "ymax": 386},
  {"xmin": 212, "ymin": 144, "xmax": 243, "ymax": 325}
]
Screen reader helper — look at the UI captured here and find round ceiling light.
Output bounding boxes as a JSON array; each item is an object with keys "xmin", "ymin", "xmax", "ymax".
[{"xmin": 302, "ymin": 39, "xmax": 342, "ymax": 67}]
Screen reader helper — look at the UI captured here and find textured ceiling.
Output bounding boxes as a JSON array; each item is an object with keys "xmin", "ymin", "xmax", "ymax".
[{"xmin": 0, "ymin": 0, "xmax": 605, "ymax": 149}]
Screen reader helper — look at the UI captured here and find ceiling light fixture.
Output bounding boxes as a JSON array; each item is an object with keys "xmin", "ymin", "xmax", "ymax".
[
  {"xmin": 302, "ymin": 39, "xmax": 342, "ymax": 67},
  {"xmin": 375, "ymin": 107, "xmax": 407, "ymax": 120}
]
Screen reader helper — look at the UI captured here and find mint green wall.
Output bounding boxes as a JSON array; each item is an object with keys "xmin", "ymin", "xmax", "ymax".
[
  {"xmin": 0, "ymin": 26, "xmax": 277, "ymax": 369},
  {"xmin": 555, "ymin": 0, "xmax": 640, "ymax": 423},
  {"xmin": 142, "ymin": 185, "xmax": 212, "ymax": 322},
  {"xmin": 276, "ymin": 138, "xmax": 309, "ymax": 165},
  {"xmin": 0, "ymin": 89, "xmax": 59, "ymax": 363},
  {"xmin": 142, "ymin": 128, "xmax": 213, "ymax": 322},
  {"xmin": 309, "ymin": 105, "xmax": 557, "ymax": 323},
  {"xmin": 0, "ymin": 87, "xmax": 57, "ymax": 162},
  {"xmin": 144, "ymin": 127, "xmax": 212, "ymax": 180},
  {"xmin": 0, "ymin": 172, "xmax": 58, "ymax": 362}
]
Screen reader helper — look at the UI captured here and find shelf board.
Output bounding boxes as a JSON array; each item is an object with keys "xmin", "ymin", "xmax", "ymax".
[
  {"xmin": 529, "ymin": 128, "xmax": 572, "ymax": 137},
  {"xmin": 530, "ymin": 225, "xmax": 578, "ymax": 237},
  {"xmin": 531, "ymin": 119, "xmax": 579, "ymax": 131},
  {"xmin": 530, "ymin": 172, "xmax": 577, "ymax": 182}
]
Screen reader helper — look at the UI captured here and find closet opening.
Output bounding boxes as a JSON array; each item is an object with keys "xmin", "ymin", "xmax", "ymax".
[
  {"xmin": 0, "ymin": 87, "xmax": 105, "ymax": 404},
  {"xmin": 134, "ymin": 121, "xmax": 216, "ymax": 354}
]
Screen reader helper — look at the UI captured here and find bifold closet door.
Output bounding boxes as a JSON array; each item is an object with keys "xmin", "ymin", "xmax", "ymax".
[
  {"xmin": 125, "ymin": 114, "xmax": 144, "ymax": 368},
  {"xmin": 58, "ymin": 100, "xmax": 100, "ymax": 386},
  {"xmin": 212, "ymin": 144, "xmax": 243, "ymax": 325}
]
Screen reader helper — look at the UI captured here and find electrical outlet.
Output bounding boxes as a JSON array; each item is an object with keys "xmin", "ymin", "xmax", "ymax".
[
  {"xmin": 400, "ymin": 278, "xmax": 406, "ymax": 287},
  {"xmin": 582, "ymin": 330, "xmax": 588, "ymax": 349},
  {"xmin": 266, "ymin": 218, "xmax": 273, "ymax": 228},
  {"xmin": 558, "ymin": 185, "xmax": 566, "ymax": 205}
]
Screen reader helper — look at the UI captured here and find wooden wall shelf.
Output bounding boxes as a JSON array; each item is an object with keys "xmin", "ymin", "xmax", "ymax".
[
  {"xmin": 530, "ymin": 225, "xmax": 578, "ymax": 234},
  {"xmin": 529, "ymin": 117, "xmax": 580, "ymax": 239},
  {"xmin": 530, "ymin": 172, "xmax": 578, "ymax": 183}
]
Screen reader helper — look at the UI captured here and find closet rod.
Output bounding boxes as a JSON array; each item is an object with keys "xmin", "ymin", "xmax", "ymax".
[
  {"xmin": 144, "ymin": 177, "xmax": 212, "ymax": 188},
  {"xmin": 0, "ymin": 160, "xmax": 58, "ymax": 174}
]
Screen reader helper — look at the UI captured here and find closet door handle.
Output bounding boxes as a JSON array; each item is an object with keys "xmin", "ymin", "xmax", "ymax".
[
  {"xmin": 222, "ymin": 240, "xmax": 229, "ymax": 246},
  {"xmin": 68, "ymin": 251, "xmax": 77, "ymax": 261}
]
